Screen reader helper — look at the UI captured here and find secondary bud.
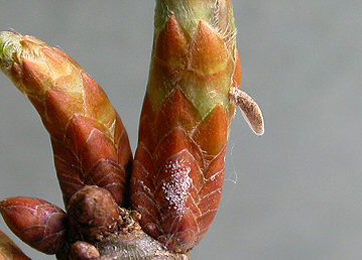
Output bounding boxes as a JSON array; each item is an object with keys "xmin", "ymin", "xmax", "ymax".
[{"xmin": 0, "ymin": 197, "xmax": 67, "ymax": 254}]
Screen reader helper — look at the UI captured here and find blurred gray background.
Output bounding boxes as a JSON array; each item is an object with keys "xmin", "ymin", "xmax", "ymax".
[{"xmin": 0, "ymin": 1, "xmax": 361, "ymax": 259}]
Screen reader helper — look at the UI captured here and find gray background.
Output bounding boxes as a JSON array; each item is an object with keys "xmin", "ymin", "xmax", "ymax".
[{"xmin": 0, "ymin": 1, "xmax": 361, "ymax": 259}]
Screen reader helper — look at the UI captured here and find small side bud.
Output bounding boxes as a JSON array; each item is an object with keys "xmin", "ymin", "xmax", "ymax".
[
  {"xmin": 69, "ymin": 241, "xmax": 100, "ymax": 260},
  {"xmin": 67, "ymin": 186, "xmax": 121, "ymax": 242},
  {"xmin": 230, "ymin": 87, "xmax": 265, "ymax": 136},
  {"xmin": 0, "ymin": 197, "xmax": 67, "ymax": 255}
]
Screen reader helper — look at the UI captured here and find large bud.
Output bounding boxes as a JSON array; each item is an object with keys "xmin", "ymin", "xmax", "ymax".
[
  {"xmin": 131, "ymin": 0, "xmax": 263, "ymax": 253},
  {"xmin": 0, "ymin": 31, "xmax": 132, "ymax": 206}
]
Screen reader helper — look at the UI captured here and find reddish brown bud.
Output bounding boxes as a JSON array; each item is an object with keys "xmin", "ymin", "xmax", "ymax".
[
  {"xmin": 67, "ymin": 186, "xmax": 121, "ymax": 242},
  {"xmin": 0, "ymin": 197, "xmax": 67, "ymax": 254}
]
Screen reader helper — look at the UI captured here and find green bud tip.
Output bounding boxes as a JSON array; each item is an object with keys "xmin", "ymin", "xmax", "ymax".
[{"xmin": 0, "ymin": 31, "xmax": 22, "ymax": 69}]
